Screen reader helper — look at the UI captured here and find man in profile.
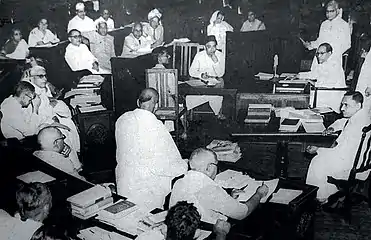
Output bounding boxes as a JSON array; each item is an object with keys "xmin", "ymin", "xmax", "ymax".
[
  {"xmin": 306, "ymin": 91, "xmax": 371, "ymax": 202},
  {"xmin": 170, "ymin": 148, "xmax": 268, "ymax": 224},
  {"xmin": 115, "ymin": 88, "xmax": 188, "ymax": 210}
]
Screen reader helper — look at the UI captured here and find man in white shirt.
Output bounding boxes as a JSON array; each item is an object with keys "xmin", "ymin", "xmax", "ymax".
[
  {"xmin": 121, "ymin": 22, "xmax": 152, "ymax": 58},
  {"xmin": 170, "ymin": 148, "xmax": 268, "ymax": 224},
  {"xmin": 94, "ymin": 9, "xmax": 115, "ymax": 31},
  {"xmin": 302, "ymin": 0, "xmax": 351, "ymax": 62},
  {"xmin": 240, "ymin": 11, "xmax": 266, "ymax": 32},
  {"xmin": 65, "ymin": 29, "xmax": 101, "ymax": 74},
  {"xmin": 67, "ymin": 2, "xmax": 96, "ymax": 33},
  {"xmin": 306, "ymin": 91, "xmax": 371, "ymax": 202},
  {"xmin": 115, "ymin": 88, "xmax": 188, "ymax": 210},
  {"xmin": 298, "ymin": 43, "xmax": 346, "ymax": 112},
  {"xmin": 188, "ymin": 35, "xmax": 226, "ymax": 120},
  {"xmin": 0, "ymin": 182, "xmax": 52, "ymax": 240},
  {"xmin": 356, "ymin": 50, "xmax": 371, "ymax": 113},
  {"xmin": 33, "ymin": 126, "xmax": 84, "ymax": 180}
]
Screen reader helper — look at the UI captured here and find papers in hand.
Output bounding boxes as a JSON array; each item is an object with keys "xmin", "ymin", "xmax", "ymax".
[
  {"xmin": 269, "ymin": 189, "xmax": 303, "ymax": 204},
  {"xmin": 237, "ymin": 178, "xmax": 279, "ymax": 203},
  {"xmin": 17, "ymin": 171, "xmax": 56, "ymax": 183}
]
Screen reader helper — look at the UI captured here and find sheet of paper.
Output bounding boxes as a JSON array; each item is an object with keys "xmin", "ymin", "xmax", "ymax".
[
  {"xmin": 302, "ymin": 121, "xmax": 325, "ymax": 133},
  {"xmin": 185, "ymin": 79, "xmax": 206, "ymax": 87},
  {"xmin": 17, "ymin": 171, "xmax": 56, "ymax": 183},
  {"xmin": 215, "ymin": 170, "xmax": 254, "ymax": 189},
  {"xmin": 269, "ymin": 189, "xmax": 303, "ymax": 204},
  {"xmin": 255, "ymin": 72, "xmax": 274, "ymax": 80},
  {"xmin": 237, "ymin": 178, "xmax": 279, "ymax": 203}
]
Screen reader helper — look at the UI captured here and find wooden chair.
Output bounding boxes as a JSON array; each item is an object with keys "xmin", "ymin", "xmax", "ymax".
[
  {"xmin": 323, "ymin": 124, "xmax": 371, "ymax": 223},
  {"xmin": 145, "ymin": 68, "xmax": 184, "ymax": 142},
  {"xmin": 172, "ymin": 42, "xmax": 204, "ymax": 80}
]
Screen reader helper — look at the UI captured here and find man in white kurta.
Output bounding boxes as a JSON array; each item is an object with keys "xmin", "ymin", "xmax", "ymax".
[
  {"xmin": 298, "ymin": 43, "xmax": 346, "ymax": 112},
  {"xmin": 115, "ymin": 88, "xmax": 188, "ymax": 210},
  {"xmin": 170, "ymin": 148, "xmax": 268, "ymax": 224},
  {"xmin": 94, "ymin": 9, "xmax": 115, "ymax": 31},
  {"xmin": 306, "ymin": 91, "xmax": 371, "ymax": 201},
  {"xmin": 121, "ymin": 23, "xmax": 152, "ymax": 58},
  {"xmin": 28, "ymin": 18, "xmax": 60, "ymax": 47},
  {"xmin": 240, "ymin": 11, "xmax": 266, "ymax": 32},
  {"xmin": 34, "ymin": 126, "xmax": 84, "ymax": 180},
  {"xmin": 303, "ymin": 1, "xmax": 351, "ymax": 62},
  {"xmin": 188, "ymin": 35, "xmax": 225, "ymax": 119},
  {"xmin": 356, "ymin": 50, "xmax": 371, "ymax": 114},
  {"xmin": 67, "ymin": 3, "xmax": 96, "ymax": 33}
]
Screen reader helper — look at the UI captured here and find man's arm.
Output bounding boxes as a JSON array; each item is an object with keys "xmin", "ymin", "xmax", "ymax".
[
  {"xmin": 213, "ymin": 51, "xmax": 225, "ymax": 77},
  {"xmin": 124, "ymin": 36, "xmax": 140, "ymax": 52},
  {"xmin": 189, "ymin": 53, "xmax": 202, "ymax": 79}
]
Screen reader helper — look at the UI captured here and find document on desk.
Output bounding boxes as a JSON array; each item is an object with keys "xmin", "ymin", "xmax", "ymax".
[
  {"xmin": 16, "ymin": 170, "xmax": 56, "ymax": 183},
  {"xmin": 269, "ymin": 189, "xmax": 303, "ymax": 204},
  {"xmin": 237, "ymin": 178, "xmax": 279, "ymax": 203},
  {"xmin": 255, "ymin": 72, "xmax": 274, "ymax": 80},
  {"xmin": 185, "ymin": 79, "xmax": 206, "ymax": 87},
  {"xmin": 215, "ymin": 169, "xmax": 254, "ymax": 189},
  {"xmin": 302, "ymin": 121, "xmax": 326, "ymax": 133}
]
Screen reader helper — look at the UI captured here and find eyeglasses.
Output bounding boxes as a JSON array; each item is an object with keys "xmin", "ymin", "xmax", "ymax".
[
  {"xmin": 316, "ymin": 51, "xmax": 328, "ymax": 56},
  {"xmin": 69, "ymin": 35, "xmax": 82, "ymax": 39},
  {"xmin": 54, "ymin": 134, "xmax": 66, "ymax": 143},
  {"xmin": 24, "ymin": 93, "xmax": 36, "ymax": 100},
  {"xmin": 33, "ymin": 74, "xmax": 47, "ymax": 78},
  {"xmin": 209, "ymin": 162, "xmax": 218, "ymax": 168},
  {"xmin": 13, "ymin": 32, "xmax": 22, "ymax": 36},
  {"xmin": 326, "ymin": 9, "xmax": 336, "ymax": 13}
]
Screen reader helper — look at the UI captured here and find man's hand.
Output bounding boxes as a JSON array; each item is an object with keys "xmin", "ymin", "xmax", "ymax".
[
  {"xmin": 322, "ymin": 127, "xmax": 334, "ymax": 136},
  {"xmin": 303, "ymin": 41, "xmax": 311, "ymax": 49},
  {"xmin": 32, "ymin": 95, "xmax": 41, "ymax": 113},
  {"xmin": 256, "ymin": 184, "xmax": 269, "ymax": 198},
  {"xmin": 49, "ymin": 98, "xmax": 58, "ymax": 108},
  {"xmin": 210, "ymin": 53, "xmax": 219, "ymax": 63},
  {"xmin": 231, "ymin": 189, "xmax": 244, "ymax": 199},
  {"xmin": 213, "ymin": 219, "xmax": 231, "ymax": 238},
  {"xmin": 92, "ymin": 62, "xmax": 99, "ymax": 72},
  {"xmin": 201, "ymin": 72, "xmax": 210, "ymax": 79},
  {"xmin": 365, "ymin": 87, "xmax": 371, "ymax": 97},
  {"xmin": 306, "ymin": 145, "xmax": 319, "ymax": 155}
]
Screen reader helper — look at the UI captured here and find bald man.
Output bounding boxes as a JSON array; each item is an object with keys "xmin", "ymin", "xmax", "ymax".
[
  {"xmin": 34, "ymin": 126, "xmax": 84, "ymax": 180},
  {"xmin": 121, "ymin": 22, "xmax": 152, "ymax": 58},
  {"xmin": 115, "ymin": 88, "xmax": 188, "ymax": 210},
  {"xmin": 170, "ymin": 148, "xmax": 268, "ymax": 224}
]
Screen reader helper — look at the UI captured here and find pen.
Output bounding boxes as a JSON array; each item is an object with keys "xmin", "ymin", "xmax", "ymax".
[{"xmin": 262, "ymin": 181, "xmax": 265, "ymax": 186}]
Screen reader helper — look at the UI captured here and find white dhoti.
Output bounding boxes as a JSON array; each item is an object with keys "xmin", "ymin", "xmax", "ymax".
[{"xmin": 186, "ymin": 95, "xmax": 223, "ymax": 115}]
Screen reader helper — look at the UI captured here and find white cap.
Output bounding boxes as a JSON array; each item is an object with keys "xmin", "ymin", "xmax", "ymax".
[
  {"xmin": 148, "ymin": 8, "xmax": 162, "ymax": 21},
  {"xmin": 75, "ymin": 2, "xmax": 85, "ymax": 11}
]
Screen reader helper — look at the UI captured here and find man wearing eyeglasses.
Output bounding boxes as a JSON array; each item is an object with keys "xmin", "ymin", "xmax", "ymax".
[
  {"xmin": 298, "ymin": 43, "xmax": 346, "ymax": 112},
  {"xmin": 302, "ymin": 0, "xmax": 350, "ymax": 63},
  {"xmin": 33, "ymin": 126, "xmax": 84, "ymax": 180},
  {"xmin": 67, "ymin": 3, "xmax": 96, "ymax": 33},
  {"xmin": 170, "ymin": 148, "xmax": 268, "ymax": 224}
]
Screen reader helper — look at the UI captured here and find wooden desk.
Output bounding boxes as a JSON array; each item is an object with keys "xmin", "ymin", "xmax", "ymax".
[{"xmin": 230, "ymin": 116, "xmax": 336, "ymax": 179}]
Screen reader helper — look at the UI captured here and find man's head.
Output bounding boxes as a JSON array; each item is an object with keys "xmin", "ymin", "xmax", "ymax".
[
  {"xmin": 326, "ymin": 0, "xmax": 340, "ymax": 21},
  {"xmin": 30, "ymin": 66, "xmax": 48, "ymax": 88},
  {"xmin": 189, "ymin": 148, "xmax": 219, "ymax": 180},
  {"xmin": 247, "ymin": 11, "xmax": 256, "ymax": 22},
  {"xmin": 148, "ymin": 8, "xmax": 162, "ymax": 29},
  {"xmin": 214, "ymin": 11, "xmax": 225, "ymax": 25},
  {"xmin": 97, "ymin": 21, "xmax": 108, "ymax": 36},
  {"xmin": 14, "ymin": 81, "xmax": 36, "ymax": 107},
  {"xmin": 75, "ymin": 2, "xmax": 86, "ymax": 19},
  {"xmin": 16, "ymin": 182, "xmax": 52, "ymax": 222},
  {"xmin": 101, "ymin": 9, "xmax": 110, "ymax": 21},
  {"xmin": 68, "ymin": 29, "xmax": 82, "ymax": 46},
  {"xmin": 38, "ymin": 18, "xmax": 48, "ymax": 32},
  {"xmin": 132, "ymin": 22, "xmax": 143, "ymax": 39},
  {"xmin": 341, "ymin": 91, "xmax": 363, "ymax": 118},
  {"xmin": 31, "ymin": 225, "xmax": 68, "ymax": 240},
  {"xmin": 165, "ymin": 201, "xmax": 201, "ymax": 240},
  {"xmin": 153, "ymin": 47, "xmax": 171, "ymax": 65},
  {"xmin": 37, "ymin": 126, "xmax": 66, "ymax": 153},
  {"xmin": 137, "ymin": 88, "xmax": 159, "ymax": 113},
  {"xmin": 205, "ymin": 35, "xmax": 217, "ymax": 57},
  {"xmin": 11, "ymin": 28, "xmax": 22, "ymax": 42},
  {"xmin": 316, "ymin": 43, "xmax": 333, "ymax": 64}
]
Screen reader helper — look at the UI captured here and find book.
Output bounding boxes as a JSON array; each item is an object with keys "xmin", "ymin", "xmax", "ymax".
[
  {"xmin": 269, "ymin": 189, "xmax": 303, "ymax": 204},
  {"xmin": 67, "ymin": 185, "xmax": 112, "ymax": 209},
  {"xmin": 71, "ymin": 197, "xmax": 113, "ymax": 215},
  {"xmin": 302, "ymin": 122, "xmax": 325, "ymax": 133},
  {"xmin": 245, "ymin": 104, "xmax": 272, "ymax": 124},
  {"xmin": 279, "ymin": 118, "xmax": 301, "ymax": 132},
  {"xmin": 99, "ymin": 199, "xmax": 138, "ymax": 220}
]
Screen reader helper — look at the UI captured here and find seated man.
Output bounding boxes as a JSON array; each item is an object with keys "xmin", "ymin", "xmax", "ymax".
[
  {"xmin": 298, "ymin": 43, "xmax": 346, "ymax": 112},
  {"xmin": 0, "ymin": 81, "xmax": 66, "ymax": 140},
  {"xmin": 0, "ymin": 182, "xmax": 52, "ymax": 240},
  {"xmin": 94, "ymin": 9, "xmax": 115, "ymax": 31},
  {"xmin": 31, "ymin": 225, "xmax": 69, "ymax": 240},
  {"xmin": 142, "ymin": 8, "xmax": 164, "ymax": 49},
  {"xmin": 188, "ymin": 35, "xmax": 226, "ymax": 120},
  {"xmin": 356, "ymin": 49, "xmax": 371, "ymax": 111},
  {"xmin": 67, "ymin": 3, "xmax": 95, "ymax": 33},
  {"xmin": 136, "ymin": 201, "xmax": 231, "ymax": 240},
  {"xmin": 240, "ymin": 11, "xmax": 266, "ymax": 32},
  {"xmin": 121, "ymin": 22, "xmax": 152, "ymax": 58},
  {"xmin": 86, "ymin": 22, "xmax": 116, "ymax": 72},
  {"xmin": 34, "ymin": 126, "xmax": 84, "ymax": 180},
  {"xmin": 306, "ymin": 91, "xmax": 371, "ymax": 202},
  {"xmin": 115, "ymin": 88, "xmax": 188, "ymax": 210},
  {"xmin": 65, "ymin": 29, "xmax": 103, "ymax": 74},
  {"xmin": 170, "ymin": 148, "xmax": 268, "ymax": 224},
  {"xmin": 23, "ymin": 66, "xmax": 80, "ymax": 152}
]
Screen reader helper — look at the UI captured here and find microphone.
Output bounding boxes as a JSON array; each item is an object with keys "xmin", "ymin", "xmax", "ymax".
[{"xmin": 273, "ymin": 54, "xmax": 278, "ymax": 77}]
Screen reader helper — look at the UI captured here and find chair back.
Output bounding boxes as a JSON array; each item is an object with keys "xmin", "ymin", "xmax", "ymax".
[
  {"xmin": 145, "ymin": 68, "xmax": 179, "ymax": 118},
  {"xmin": 172, "ymin": 42, "xmax": 204, "ymax": 79},
  {"xmin": 349, "ymin": 124, "xmax": 371, "ymax": 181}
]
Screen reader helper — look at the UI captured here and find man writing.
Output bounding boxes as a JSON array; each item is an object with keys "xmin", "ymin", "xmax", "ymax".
[
  {"xmin": 115, "ymin": 88, "xmax": 188, "ymax": 210},
  {"xmin": 188, "ymin": 35, "xmax": 226, "ymax": 120},
  {"xmin": 170, "ymin": 148, "xmax": 268, "ymax": 224},
  {"xmin": 306, "ymin": 91, "xmax": 371, "ymax": 202},
  {"xmin": 121, "ymin": 22, "xmax": 152, "ymax": 58}
]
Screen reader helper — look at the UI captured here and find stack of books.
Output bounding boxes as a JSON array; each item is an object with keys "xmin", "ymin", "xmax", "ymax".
[
  {"xmin": 244, "ymin": 104, "xmax": 272, "ymax": 124},
  {"xmin": 278, "ymin": 108, "xmax": 325, "ymax": 133},
  {"xmin": 207, "ymin": 140, "xmax": 242, "ymax": 163},
  {"xmin": 67, "ymin": 185, "xmax": 113, "ymax": 220}
]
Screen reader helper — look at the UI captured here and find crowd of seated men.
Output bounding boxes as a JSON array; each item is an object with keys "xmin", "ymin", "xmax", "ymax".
[{"xmin": 1, "ymin": 0, "xmax": 371, "ymax": 238}]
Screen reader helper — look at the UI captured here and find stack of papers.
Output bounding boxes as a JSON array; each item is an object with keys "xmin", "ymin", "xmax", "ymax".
[
  {"xmin": 214, "ymin": 170, "xmax": 254, "ymax": 189},
  {"xmin": 17, "ymin": 171, "xmax": 56, "ymax": 183},
  {"xmin": 277, "ymin": 108, "xmax": 325, "ymax": 133},
  {"xmin": 206, "ymin": 140, "xmax": 242, "ymax": 163},
  {"xmin": 255, "ymin": 72, "xmax": 274, "ymax": 80},
  {"xmin": 269, "ymin": 189, "xmax": 303, "ymax": 204},
  {"xmin": 237, "ymin": 179, "xmax": 279, "ymax": 203},
  {"xmin": 245, "ymin": 104, "xmax": 272, "ymax": 124}
]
